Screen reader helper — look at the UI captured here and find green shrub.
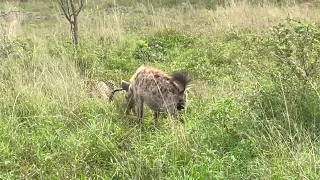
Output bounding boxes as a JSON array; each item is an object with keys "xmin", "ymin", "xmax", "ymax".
[
  {"xmin": 269, "ymin": 19, "xmax": 320, "ymax": 83},
  {"xmin": 134, "ymin": 39, "xmax": 167, "ymax": 62},
  {"xmin": 246, "ymin": 19, "xmax": 320, "ymax": 143}
]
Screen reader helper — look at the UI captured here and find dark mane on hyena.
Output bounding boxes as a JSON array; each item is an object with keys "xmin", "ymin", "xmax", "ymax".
[{"xmin": 171, "ymin": 71, "xmax": 191, "ymax": 93}]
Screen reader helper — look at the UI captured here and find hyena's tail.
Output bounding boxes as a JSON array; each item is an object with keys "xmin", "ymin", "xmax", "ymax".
[{"xmin": 109, "ymin": 88, "xmax": 125, "ymax": 102}]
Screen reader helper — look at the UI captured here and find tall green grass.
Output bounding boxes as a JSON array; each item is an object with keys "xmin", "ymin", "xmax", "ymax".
[{"xmin": 0, "ymin": 0, "xmax": 319, "ymax": 179}]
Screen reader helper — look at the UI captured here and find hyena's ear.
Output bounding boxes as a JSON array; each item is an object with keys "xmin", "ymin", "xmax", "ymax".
[{"xmin": 121, "ymin": 81, "xmax": 130, "ymax": 91}]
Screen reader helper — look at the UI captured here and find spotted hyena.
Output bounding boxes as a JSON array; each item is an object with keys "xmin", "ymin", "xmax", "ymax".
[{"xmin": 110, "ymin": 65, "xmax": 191, "ymax": 124}]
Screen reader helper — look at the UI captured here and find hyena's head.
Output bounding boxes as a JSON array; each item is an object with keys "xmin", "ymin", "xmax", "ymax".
[
  {"xmin": 109, "ymin": 80, "xmax": 135, "ymax": 114},
  {"xmin": 171, "ymin": 71, "xmax": 191, "ymax": 112}
]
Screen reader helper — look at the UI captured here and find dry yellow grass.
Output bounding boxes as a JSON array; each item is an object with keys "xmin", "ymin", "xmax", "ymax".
[
  {"xmin": 2, "ymin": 1, "xmax": 319, "ymax": 43},
  {"xmin": 0, "ymin": 11, "xmax": 23, "ymax": 38},
  {"xmin": 75, "ymin": 1, "xmax": 320, "ymax": 41}
]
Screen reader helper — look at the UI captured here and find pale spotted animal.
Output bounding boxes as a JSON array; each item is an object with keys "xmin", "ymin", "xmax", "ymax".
[
  {"xmin": 110, "ymin": 65, "xmax": 191, "ymax": 125},
  {"xmin": 84, "ymin": 79, "xmax": 117, "ymax": 99}
]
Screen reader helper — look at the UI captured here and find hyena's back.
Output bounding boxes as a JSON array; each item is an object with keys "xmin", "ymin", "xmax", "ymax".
[{"xmin": 131, "ymin": 65, "xmax": 184, "ymax": 112}]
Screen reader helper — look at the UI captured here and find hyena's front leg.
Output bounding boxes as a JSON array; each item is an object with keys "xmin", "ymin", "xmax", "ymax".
[
  {"xmin": 125, "ymin": 104, "xmax": 131, "ymax": 115},
  {"xmin": 175, "ymin": 111, "xmax": 185, "ymax": 124},
  {"xmin": 178, "ymin": 114, "xmax": 185, "ymax": 124},
  {"xmin": 168, "ymin": 107, "xmax": 184, "ymax": 123},
  {"xmin": 125, "ymin": 96, "xmax": 135, "ymax": 115}
]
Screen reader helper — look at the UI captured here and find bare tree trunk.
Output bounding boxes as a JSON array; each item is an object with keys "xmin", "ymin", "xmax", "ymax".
[
  {"xmin": 57, "ymin": 0, "xmax": 83, "ymax": 57},
  {"xmin": 72, "ymin": 19, "xmax": 79, "ymax": 57},
  {"xmin": 70, "ymin": 0, "xmax": 79, "ymax": 49},
  {"xmin": 73, "ymin": 18, "xmax": 78, "ymax": 47}
]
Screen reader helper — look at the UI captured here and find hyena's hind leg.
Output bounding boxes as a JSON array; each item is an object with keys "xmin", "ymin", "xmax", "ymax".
[
  {"xmin": 136, "ymin": 96, "xmax": 144, "ymax": 125},
  {"xmin": 153, "ymin": 110, "xmax": 160, "ymax": 119},
  {"xmin": 153, "ymin": 110, "xmax": 160, "ymax": 126}
]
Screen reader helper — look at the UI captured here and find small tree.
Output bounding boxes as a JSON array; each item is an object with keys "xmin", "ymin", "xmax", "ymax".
[{"xmin": 57, "ymin": 0, "xmax": 84, "ymax": 54}]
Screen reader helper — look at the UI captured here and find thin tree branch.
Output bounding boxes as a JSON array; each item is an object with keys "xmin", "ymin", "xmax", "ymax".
[
  {"xmin": 0, "ymin": 10, "xmax": 20, "ymax": 17},
  {"xmin": 70, "ymin": 0, "xmax": 76, "ymax": 24},
  {"xmin": 66, "ymin": 0, "xmax": 72, "ymax": 21},
  {"xmin": 57, "ymin": 0, "xmax": 71, "ymax": 23},
  {"xmin": 75, "ymin": 0, "xmax": 84, "ymax": 16},
  {"xmin": 70, "ymin": 0, "xmax": 76, "ymax": 15}
]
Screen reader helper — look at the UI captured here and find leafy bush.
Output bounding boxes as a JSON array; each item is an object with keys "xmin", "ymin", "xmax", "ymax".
[
  {"xmin": 133, "ymin": 29, "xmax": 200, "ymax": 63},
  {"xmin": 134, "ymin": 39, "xmax": 167, "ymax": 62},
  {"xmin": 246, "ymin": 19, "xmax": 320, "ymax": 139},
  {"xmin": 268, "ymin": 19, "xmax": 320, "ymax": 83}
]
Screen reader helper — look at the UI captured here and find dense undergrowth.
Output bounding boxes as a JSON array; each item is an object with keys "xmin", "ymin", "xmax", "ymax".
[{"xmin": 0, "ymin": 0, "xmax": 320, "ymax": 179}]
